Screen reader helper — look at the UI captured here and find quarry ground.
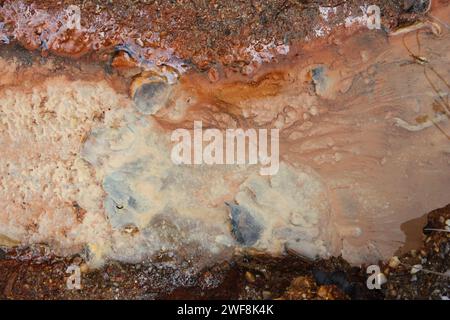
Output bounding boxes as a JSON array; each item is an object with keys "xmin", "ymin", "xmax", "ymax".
[{"xmin": 0, "ymin": 0, "xmax": 449, "ymax": 300}]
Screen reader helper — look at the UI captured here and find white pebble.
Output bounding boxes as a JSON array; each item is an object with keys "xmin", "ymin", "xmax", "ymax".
[
  {"xmin": 411, "ymin": 264, "xmax": 423, "ymax": 274},
  {"xmin": 377, "ymin": 273, "xmax": 388, "ymax": 286}
]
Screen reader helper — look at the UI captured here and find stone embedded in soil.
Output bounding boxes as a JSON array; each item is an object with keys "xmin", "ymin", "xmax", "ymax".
[
  {"xmin": 133, "ymin": 80, "xmax": 172, "ymax": 115},
  {"xmin": 227, "ymin": 203, "xmax": 263, "ymax": 246},
  {"xmin": 388, "ymin": 256, "xmax": 401, "ymax": 269}
]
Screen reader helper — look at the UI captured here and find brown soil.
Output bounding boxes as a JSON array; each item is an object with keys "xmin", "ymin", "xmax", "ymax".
[
  {"xmin": 382, "ymin": 205, "xmax": 450, "ymax": 300},
  {"xmin": 0, "ymin": 0, "xmax": 430, "ymax": 72}
]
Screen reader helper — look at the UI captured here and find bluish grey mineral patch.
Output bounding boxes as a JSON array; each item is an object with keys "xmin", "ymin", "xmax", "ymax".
[
  {"xmin": 311, "ymin": 65, "xmax": 329, "ymax": 96},
  {"xmin": 133, "ymin": 79, "xmax": 171, "ymax": 115},
  {"xmin": 103, "ymin": 170, "xmax": 149, "ymax": 229},
  {"xmin": 226, "ymin": 202, "xmax": 262, "ymax": 246}
]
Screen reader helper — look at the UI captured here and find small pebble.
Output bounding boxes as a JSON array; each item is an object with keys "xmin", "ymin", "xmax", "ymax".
[
  {"xmin": 80, "ymin": 263, "xmax": 89, "ymax": 273},
  {"xmin": 377, "ymin": 273, "xmax": 388, "ymax": 286},
  {"xmin": 411, "ymin": 264, "xmax": 423, "ymax": 274},
  {"xmin": 245, "ymin": 271, "xmax": 256, "ymax": 283},
  {"xmin": 72, "ymin": 256, "xmax": 82, "ymax": 265},
  {"xmin": 136, "ymin": 38, "xmax": 144, "ymax": 47},
  {"xmin": 262, "ymin": 291, "xmax": 272, "ymax": 300},
  {"xmin": 317, "ymin": 286, "xmax": 329, "ymax": 299},
  {"xmin": 388, "ymin": 256, "xmax": 401, "ymax": 269}
]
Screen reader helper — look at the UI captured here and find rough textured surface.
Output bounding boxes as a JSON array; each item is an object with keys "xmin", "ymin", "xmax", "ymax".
[
  {"xmin": 0, "ymin": 204, "xmax": 448, "ymax": 300},
  {"xmin": 0, "ymin": 0, "xmax": 449, "ymax": 299},
  {"xmin": 0, "ymin": 0, "xmax": 430, "ymax": 73},
  {"xmin": 382, "ymin": 205, "xmax": 450, "ymax": 300},
  {"xmin": 0, "ymin": 1, "xmax": 449, "ymax": 265}
]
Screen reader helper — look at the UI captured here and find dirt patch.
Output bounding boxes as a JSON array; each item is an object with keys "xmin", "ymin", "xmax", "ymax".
[
  {"xmin": 0, "ymin": 0, "xmax": 429, "ymax": 73},
  {"xmin": 382, "ymin": 205, "xmax": 450, "ymax": 300}
]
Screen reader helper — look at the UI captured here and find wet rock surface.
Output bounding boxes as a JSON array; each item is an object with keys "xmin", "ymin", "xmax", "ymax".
[
  {"xmin": 0, "ymin": 204, "xmax": 448, "ymax": 300},
  {"xmin": 0, "ymin": 0, "xmax": 449, "ymax": 300}
]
